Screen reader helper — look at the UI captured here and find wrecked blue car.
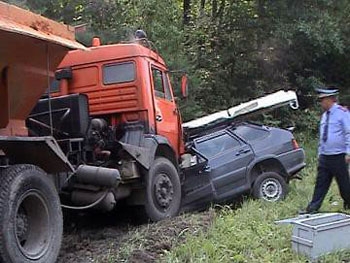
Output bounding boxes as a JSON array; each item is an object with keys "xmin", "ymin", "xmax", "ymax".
[{"xmin": 181, "ymin": 122, "xmax": 306, "ymax": 210}]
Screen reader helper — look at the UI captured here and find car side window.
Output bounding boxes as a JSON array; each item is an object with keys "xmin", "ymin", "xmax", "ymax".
[
  {"xmin": 195, "ymin": 133, "xmax": 241, "ymax": 158},
  {"xmin": 232, "ymin": 125, "xmax": 268, "ymax": 141},
  {"xmin": 152, "ymin": 68, "xmax": 172, "ymax": 101}
]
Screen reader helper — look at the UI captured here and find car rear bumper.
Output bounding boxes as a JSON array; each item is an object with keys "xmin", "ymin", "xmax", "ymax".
[{"xmin": 277, "ymin": 148, "xmax": 306, "ymax": 177}]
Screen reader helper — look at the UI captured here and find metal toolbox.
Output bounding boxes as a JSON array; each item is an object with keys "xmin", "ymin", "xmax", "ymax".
[{"xmin": 289, "ymin": 213, "xmax": 350, "ymax": 260}]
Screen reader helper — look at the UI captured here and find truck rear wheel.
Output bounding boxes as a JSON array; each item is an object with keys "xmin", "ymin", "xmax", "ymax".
[
  {"xmin": 144, "ymin": 157, "xmax": 181, "ymax": 221},
  {"xmin": 0, "ymin": 165, "xmax": 63, "ymax": 263}
]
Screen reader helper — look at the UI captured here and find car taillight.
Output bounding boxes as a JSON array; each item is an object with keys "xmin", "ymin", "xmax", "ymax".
[{"xmin": 292, "ymin": 139, "xmax": 299, "ymax": 149}]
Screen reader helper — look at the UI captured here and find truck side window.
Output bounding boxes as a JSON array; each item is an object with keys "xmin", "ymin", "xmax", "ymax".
[
  {"xmin": 152, "ymin": 68, "xmax": 172, "ymax": 101},
  {"xmin": 163, "ymin": 73, "xmax": 173, "ymax": 101},
  {"xmin": 103, "ymin": 62, "xmax": 135, "ymax": 85}
]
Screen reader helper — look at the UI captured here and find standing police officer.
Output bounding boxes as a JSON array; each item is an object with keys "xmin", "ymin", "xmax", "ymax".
[{"xmin": 302, "ymin": 87, "xmax": 350, "ymax": 213}]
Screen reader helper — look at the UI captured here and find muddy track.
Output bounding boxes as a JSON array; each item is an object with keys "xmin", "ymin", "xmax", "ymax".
[{"xmin": 57, "ymin": 207, "xmax": 215, "ymax": 263}]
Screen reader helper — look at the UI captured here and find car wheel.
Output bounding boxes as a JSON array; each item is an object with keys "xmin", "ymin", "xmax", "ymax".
[
  {"xmin": 0, "ymin": 165, "xmax": 63, "ymax": 263},
  {"xmin": 252, "ymin": 172, "xmax": 288, "ymax": 202},
  {"xmin": 144, "ymin": 157, "xmax": 181, "ymax": 221}
]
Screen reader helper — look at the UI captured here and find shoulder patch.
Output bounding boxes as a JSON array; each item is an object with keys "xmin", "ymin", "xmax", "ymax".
[{"xmin": 337, "ymin": 105, "xmax": 348, "ymax": 112}]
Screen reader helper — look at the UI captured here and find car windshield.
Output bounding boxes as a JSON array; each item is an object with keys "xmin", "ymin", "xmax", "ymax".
[{"xmin": 195, "ymin": 133, "xmax": 240, "ymax": 158}]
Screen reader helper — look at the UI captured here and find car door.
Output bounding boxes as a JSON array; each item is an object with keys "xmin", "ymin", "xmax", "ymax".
[
  {"xmin": 181, "ymin": 153, "xmax": 215, "ymax": 210},
  {"xmin": 195, "ymin": 131, "xmax": 254, "ymax": 200}
]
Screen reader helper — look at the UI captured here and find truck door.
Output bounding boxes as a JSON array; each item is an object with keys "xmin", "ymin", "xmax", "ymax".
[{"xmin": 151, "ymin": 67, "xmax": 180, "ymax": 156}]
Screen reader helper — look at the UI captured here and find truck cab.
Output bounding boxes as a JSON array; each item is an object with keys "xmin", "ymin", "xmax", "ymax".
[
  {"xmin": 22, "ymin": 37, "xmax": 187, "ymax": 225},
  {"xmin": 54, "ymin": 39, "xmax": 185, "ymax": 158}
]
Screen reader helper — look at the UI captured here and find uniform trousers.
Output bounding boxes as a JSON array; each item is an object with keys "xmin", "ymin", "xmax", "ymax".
[{"xmin": 308, "ymin": 153, "xmax": 350, "ymax": 211}]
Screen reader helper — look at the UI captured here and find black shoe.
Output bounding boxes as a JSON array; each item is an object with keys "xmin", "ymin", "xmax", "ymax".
[{"xmin": 299, "ymin": 207, "xmax": 318, "ymax": 215}]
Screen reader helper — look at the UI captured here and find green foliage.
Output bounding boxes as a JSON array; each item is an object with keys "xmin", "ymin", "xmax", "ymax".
[{"xmin": 294, "ymin": 108, "xmax": 320, "ymax": 136}]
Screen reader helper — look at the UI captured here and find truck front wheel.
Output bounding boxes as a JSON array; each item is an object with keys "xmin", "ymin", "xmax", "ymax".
[
  {"xmin": 0, "ymin": 165, "xmax": 63, "ymax": 263},
  {"xmin": 144, "ymin": 157, "xmax": 181, "ymax": 221}
]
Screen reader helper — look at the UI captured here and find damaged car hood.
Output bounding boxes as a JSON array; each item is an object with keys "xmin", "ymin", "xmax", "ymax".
[{"xmin": 183, "ymin": 90, "xmax": 299, "ymax": 131}]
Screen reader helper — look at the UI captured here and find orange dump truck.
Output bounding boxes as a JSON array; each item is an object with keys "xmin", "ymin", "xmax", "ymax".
[{"xmin": 0, "ymin": 3, "xmax": 188, "ymax": 262}]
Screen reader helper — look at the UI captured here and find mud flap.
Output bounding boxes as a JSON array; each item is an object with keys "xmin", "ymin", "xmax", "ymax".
[
  {"xmin": 118, "ymin": 141, "xmax": 154, "ymax": 170},
  {"xmin": 0, "ymin": 136, "xmax": 74, "ymax": 173}
]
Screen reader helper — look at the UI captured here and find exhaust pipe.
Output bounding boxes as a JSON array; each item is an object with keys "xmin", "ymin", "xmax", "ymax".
[
  {"xmin": 71, "ymin": 190, "xmax": 116, "ymax": 211},
  {"xmin": 75, "ymin": 165, "xmax": 121, "ymax": 188}
]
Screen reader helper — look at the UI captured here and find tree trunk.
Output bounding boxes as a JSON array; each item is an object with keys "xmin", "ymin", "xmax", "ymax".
[
  {"xmin": 212, "ymin": 0, "xmax": 217, "ymax": 17},
  {"xmin": 183, "ymin": 0, "xmax": 191, "ymax": 25},
  {"xmin": 200, "ymin": 0, "xmax": 205, "ymax": 17},
  {"xmin": 257, "ymin": 0, "xmax": 266, "ymax": 49}
]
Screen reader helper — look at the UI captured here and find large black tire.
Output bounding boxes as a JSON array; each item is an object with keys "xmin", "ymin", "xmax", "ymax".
[
  {"xmin": 144, "ymin": 157, "xmax": 181, "ymax": 221},
  {"xmin": 252, "ymin": 172, "xmax": 288, "ymax": 202},
  {"xmin": 0, "ymin": 165, "xmax": 63, "ymax": 263}
]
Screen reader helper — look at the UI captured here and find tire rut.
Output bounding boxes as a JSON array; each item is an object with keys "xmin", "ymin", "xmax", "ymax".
[{"xmin": 57, "ymin": 208, "xmax": 215, "ymax": 263}]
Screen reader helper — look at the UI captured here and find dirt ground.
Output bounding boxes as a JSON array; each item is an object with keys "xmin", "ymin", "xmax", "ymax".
[{"xmin": 57, "ymin": 207, "xmax": 215, "ymax": 263}]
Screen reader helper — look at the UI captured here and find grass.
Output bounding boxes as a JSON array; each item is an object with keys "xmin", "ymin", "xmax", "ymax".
[{"xmin": 163, "ymin": 135, "xmax": 350, "ymax": 263}]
